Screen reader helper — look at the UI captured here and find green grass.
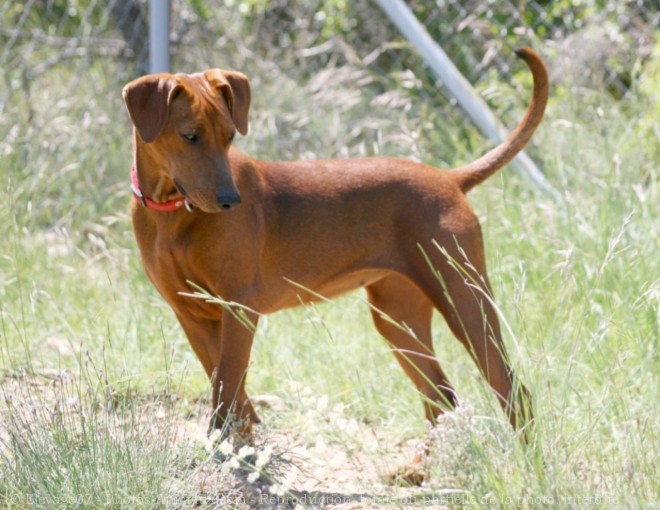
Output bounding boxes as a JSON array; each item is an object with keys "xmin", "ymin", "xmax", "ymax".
[{"xmin": 1, "ymin": 31, "xmax": 658, "ymax": 510}]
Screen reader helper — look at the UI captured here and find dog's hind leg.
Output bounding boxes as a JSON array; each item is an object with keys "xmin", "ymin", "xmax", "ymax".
[
  {"xmin": 409, "ymin": 234, "xmax": 533, "ymax": 435},
  {"xmin": 366, "ymin": 274, "xmax": 456, "ymax": 423}
]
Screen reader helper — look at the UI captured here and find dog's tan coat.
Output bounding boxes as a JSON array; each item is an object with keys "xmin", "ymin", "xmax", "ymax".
[{"xmin": 123, "ymin": 48, "xmax": 548, "ymax": 442}]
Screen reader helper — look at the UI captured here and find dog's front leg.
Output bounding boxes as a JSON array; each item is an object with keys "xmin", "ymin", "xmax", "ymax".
[
  {"xmin": 175, "ymin": 314, "xmax": 222, "ymax": 379},
  {"xmin": 210, "ymin": 308, "xmax": 260, "ymax": 441}
]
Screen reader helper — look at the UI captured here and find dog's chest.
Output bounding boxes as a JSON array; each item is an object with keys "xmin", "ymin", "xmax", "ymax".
[{"xmin": 135, "ymin": 223, "xmax": 227, "ymax": 312}]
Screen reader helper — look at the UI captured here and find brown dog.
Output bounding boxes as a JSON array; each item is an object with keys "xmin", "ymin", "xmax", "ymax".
[{"xmin": 123, "ymin": 48, "xmax": 547, "ymax": 444}]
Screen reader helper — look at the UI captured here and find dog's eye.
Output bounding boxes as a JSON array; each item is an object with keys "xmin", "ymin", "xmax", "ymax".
[
  {"xmin": 182, "ymin": 133, "xmax": 199, "ymax": 143},
  {"xmin": 227, "ymin": 131, "xmax": 236, "ymax": 144}
]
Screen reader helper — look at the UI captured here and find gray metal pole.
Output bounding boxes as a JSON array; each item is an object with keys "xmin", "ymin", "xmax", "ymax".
[
  {"xmin": 374, "ymin": 0, "xmax": 557, "ymax": 197},
  {"xmin": 149, "ymin": 0, "xmax": 171, "ymax": 73}
]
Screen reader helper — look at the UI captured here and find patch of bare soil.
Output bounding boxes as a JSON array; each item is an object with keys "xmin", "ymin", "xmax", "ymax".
[
  {"xmin": 173, "ymin": 399, "xmax": 448, "ymax": 509},
  {"xmin": 0, "ymin": 373, "xmax": 452, "ymax": 509}
]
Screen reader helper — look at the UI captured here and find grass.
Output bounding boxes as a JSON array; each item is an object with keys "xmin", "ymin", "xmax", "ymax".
[
  {"xmin": 0, "ymin": 373, "xmax": 179, "ymax": 508},
  {"xmin": 1, "ymin": 22, "xmax": 659, "ymax": 509}
]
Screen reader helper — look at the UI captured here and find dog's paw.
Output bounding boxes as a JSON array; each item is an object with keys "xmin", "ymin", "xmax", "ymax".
[{"xmin": 386, "ymin": 464, "xmax": 426, "ymax": 487}]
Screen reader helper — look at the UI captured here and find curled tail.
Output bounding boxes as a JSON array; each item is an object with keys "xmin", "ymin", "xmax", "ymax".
[{"xmin": 451, "ymin": 47, "xmax": 549, "ymax": 193}]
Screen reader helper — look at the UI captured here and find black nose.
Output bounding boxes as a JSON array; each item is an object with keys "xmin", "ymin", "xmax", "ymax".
[{"xmin": 217, "ymin": 193, "xmax": 241, "ymax": 210}]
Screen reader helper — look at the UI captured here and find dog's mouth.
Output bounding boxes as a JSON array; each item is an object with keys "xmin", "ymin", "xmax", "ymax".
[
  {"xmin": 173, "ymin": 178, "xmax": 188, "ymax": 198},
  {"xmin": 173, "ymin": 179, "xmax": 195, "ymax": 212},
  {"xmin": 173, "ymin": 178, "xmax": 241, "ymax": 213}
]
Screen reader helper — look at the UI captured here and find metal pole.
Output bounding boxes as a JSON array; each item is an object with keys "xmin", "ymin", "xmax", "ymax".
[
  {"xmin": 374, "ymin": 0, "xmax": 557, "ymax": 197},
  {"xmin": 149, "ymin": 0, "xmax": 171, "ymax": 73}
]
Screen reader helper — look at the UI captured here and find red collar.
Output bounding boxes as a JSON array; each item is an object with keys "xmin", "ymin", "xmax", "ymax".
[{"xmin": 130, "ymin": 164, "xmax": 192, "ymax": 212}]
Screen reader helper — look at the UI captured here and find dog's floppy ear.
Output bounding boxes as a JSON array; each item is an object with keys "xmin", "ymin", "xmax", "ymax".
[
  {"xmin": 205, "ymin": 69, "xmax": 251, "ymax": 136},
  {"xmin": 122, "ymin": 75, "xmax": 181, "ymax": 143}
]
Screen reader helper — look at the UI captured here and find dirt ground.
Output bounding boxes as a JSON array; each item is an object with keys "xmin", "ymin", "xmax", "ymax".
[
  {"xmin": 0, "ymin": 372, "xmax": 454, "ymax": 509},
  {"xmin": 172, "ymin": 397, "xmax": 447, "ymax": 509}
]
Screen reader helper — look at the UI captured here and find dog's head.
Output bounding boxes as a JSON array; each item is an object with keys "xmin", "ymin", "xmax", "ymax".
[{"xmin": 123, "ymin": 69, "xmax": 250, "ymax": 212}]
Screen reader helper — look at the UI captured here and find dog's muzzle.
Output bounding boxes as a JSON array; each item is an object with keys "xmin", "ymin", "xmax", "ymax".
[
  {"xmin": 217, "ymin": 193, "xmax": 241, "ymax": 210},
  {"xmin": 174, "ymin": 178, "xmax": 240, "ymax": 212}
]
